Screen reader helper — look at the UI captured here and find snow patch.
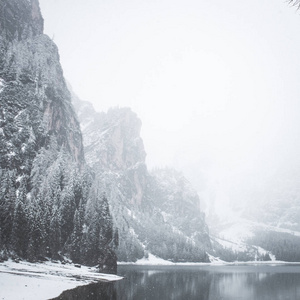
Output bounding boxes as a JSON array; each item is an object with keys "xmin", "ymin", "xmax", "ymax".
[
  {"xmin": 122, "ymin": 253, "xmax": 174, "ymax": 266},
  {"xmin": 218, "ymin": 220, "xmax": 254, "ymax": 245},
  {"xmin": 161, "ymin": 211, "xmax": 171, "ymax": 222},
  {"xmin": 214, "ymin": 236, "xmax": 249, "ymax": 253},
  {"xmin": 126, "ymin": 208, "xmax": 136, "ymax": 219},
  {"xmin": 7, "ymin": 151, "xmax": 16, "ymax": 157},
  {"xmin": 16, "ymin": 175, "xmax": 24, "ymax": 182},
  {"xmin": 119, "ymin": 253, "xmax": 211, "ymax": 266},
  {"xmin": 207, "ymin": 253, "xmax": 226, "ymax": 265},
  {"xmin": 21, "ymin": 144, "xmax": 27, "ymax": 152}
]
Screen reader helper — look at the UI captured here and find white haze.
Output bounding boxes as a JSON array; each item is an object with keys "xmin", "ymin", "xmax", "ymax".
[{"xmin": 39, "ymin": 0, "xmax": 300, "ymax": 214}]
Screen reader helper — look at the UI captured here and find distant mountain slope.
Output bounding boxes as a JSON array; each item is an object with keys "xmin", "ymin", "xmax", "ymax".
[
  {"xmin": 0, "ymin": 0, "xmax": 116, "ymax": 272},
  {"xmin": 72, "ymin": 96, "xmax": 212, "ymax": 262},
  {"xmin": 72, "ymin": 90, "xmax": 300, "ymax": 263},
  {"xmin": 206, "ymin": 166, "xmax": 300, "ymax": 262}
]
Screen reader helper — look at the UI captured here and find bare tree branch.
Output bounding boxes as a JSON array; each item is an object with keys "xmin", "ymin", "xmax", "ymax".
[{"xmin": 289, "ymin": 0, "xmax": 300, "ymax": 9}]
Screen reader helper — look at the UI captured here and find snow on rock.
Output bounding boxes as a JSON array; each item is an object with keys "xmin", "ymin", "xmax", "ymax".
[
  {"xmin": 0, "ymin": 78, "xmax": 5, "ymax": 93},
  {"xmin": 0, "ymin": 260, "xmax": 122, "ymax": 300}
]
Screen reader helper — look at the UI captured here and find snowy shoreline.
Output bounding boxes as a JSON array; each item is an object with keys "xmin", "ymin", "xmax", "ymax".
[
  {"xmin": 0, "ymin": 260, "xmax": 122, "ymax": 300},
  {"xmin": 118, "ymin": 253, "xmax": 300, "ymax": 266}
]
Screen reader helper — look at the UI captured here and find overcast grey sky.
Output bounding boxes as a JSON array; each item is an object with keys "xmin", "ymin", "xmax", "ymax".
[{"xmin": 39, "ymin": 0, "xmax": 300, "ymax": 200}]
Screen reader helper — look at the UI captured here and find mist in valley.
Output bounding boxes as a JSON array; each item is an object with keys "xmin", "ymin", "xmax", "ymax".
[{"xmin": 38, "ymin": 0, "xmax": 300, "ymax": 238}]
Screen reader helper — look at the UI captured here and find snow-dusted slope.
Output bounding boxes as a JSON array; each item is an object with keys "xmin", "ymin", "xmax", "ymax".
[
  {"xmin": 206, "ymin": 168, "xmax": 300, "ymax": 262},
  {"xmin": 72, "ymin": 96, "xmax": 212, "ymax": 262}
]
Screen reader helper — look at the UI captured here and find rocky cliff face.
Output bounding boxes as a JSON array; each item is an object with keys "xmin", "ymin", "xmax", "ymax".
[
  {"xmin": 0, "ymin": 0, "xmax": 43, "ymax": 42},
  {"xmin": 150, "ymin": 168, "xmax": 211, "ymax": 246},
  {"xmin": 0, "ymin": 0, "xmax": 116, "ymax": 272},
  {"xmin": 73, "ymin": 96, "xmax": 212, "ymax": 262},
  {"xmin": 0, "ymin": 0, "xmax": 84, "ymax": 165},
  {"xmin": 84, "ymin": 107, "xmax": 146, "ymax": 172}
]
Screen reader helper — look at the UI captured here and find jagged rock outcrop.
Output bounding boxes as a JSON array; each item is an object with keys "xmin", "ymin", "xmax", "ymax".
[
  {"xmin": 0, "ymin": 0, "xmax": 117, "ymax": 272},
  {"xmin": 84, "ymin": 107, "xmax": 146, "ymax": 172},
  {"xmin": 73, "ymin": 96, "xmax": 212, "ymax": 262}
]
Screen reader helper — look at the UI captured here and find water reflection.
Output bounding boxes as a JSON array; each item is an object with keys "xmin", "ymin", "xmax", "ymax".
[
  {"xmin": 116, "ymin": 266, "xmax": 211, "ymax": 300},
  {"xmin": 50, "ymin": 281, "xmax": 116, "ymax": 300},
  {"xmin": 51, "ymin": 265, "xmax": 300, "ymax": 300}
]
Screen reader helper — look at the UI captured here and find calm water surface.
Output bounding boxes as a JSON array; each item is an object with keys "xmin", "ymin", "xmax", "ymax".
[{"xmin": 52, "ymin": 264, "xmax": 300, "ymax": 300}]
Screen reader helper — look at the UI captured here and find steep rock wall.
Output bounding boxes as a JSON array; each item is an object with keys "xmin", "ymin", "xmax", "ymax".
[
  {"xmin": 73, "ymin": 95, "xmax": 212, "ymax": 262},
  {"xmin": 0, "ymin": 0, "xmax": 117, "ymax": 272}
]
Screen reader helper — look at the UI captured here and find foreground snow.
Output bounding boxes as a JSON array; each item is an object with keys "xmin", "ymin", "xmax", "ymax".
[{"xmin": 0, "ymin": 260, "xmax": 122, "ymax": 300}]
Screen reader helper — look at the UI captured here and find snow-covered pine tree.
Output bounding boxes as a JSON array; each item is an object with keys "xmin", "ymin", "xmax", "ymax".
[{"xmin": 10, "ymin": 176, "xmax": 29, "ymax": 257}]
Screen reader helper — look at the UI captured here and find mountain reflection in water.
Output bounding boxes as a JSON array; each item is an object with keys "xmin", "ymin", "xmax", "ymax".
[{"xmin": 51, "ymin": 265, "xmax": 300, "ymax": 300}]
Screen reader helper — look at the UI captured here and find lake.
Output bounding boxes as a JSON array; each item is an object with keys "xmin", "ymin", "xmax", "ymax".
[{"xmin": 51, "ymin": 264, "xmax": 300, "ymax": 300}]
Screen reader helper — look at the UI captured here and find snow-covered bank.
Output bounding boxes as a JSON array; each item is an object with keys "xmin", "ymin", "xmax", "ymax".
[
  {"xmin": 0, "ymin": 260, "xmax": 122, "ymax": 300},
  {"xmin": 118, "ymin": 253, "xmax": 300, "ymax": 267}
]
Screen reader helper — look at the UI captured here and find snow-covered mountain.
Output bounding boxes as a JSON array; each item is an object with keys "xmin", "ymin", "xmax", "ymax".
[
  {"xmin": 0, "ymin": 0, "xmax": 117, "ymax": 272},
  {"xmin": 206, "ymin": 166, "xmax": 300, "ymax": 262},
  {"xmin": 72, "ymin": 96, "xmax": 212, "ymax": 262}
]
